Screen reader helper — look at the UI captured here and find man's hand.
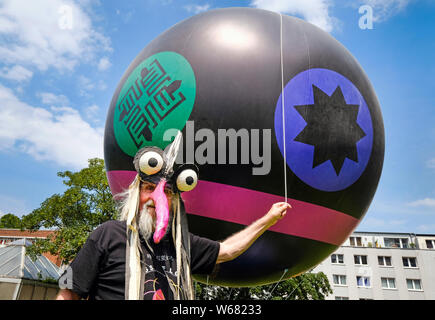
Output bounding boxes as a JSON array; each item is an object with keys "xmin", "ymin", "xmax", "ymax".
[
  {"xmin": 217, "ymin": 202, "xmax": 292, "ymax": 264},
  {"xmin": 264, "ymin": 202, "xmax": 292, "ymax": 227},
  {"xmin": 56, "ymin": 288, "xmax": 81, "ymax": 300}
]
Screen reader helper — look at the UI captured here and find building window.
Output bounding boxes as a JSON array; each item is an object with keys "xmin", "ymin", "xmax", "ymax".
[
  {"xmin": 331, "ymin": 254, "xmax": 344, "ymax": 264},
  {"xmin": 349, "ymin": 236, "xmax": 362, "ymax": 247},
  {"xmin": 378, "ymin": 256, "xmax": 392, "ymax": 266},
  {"xmin": 335, "ymin": 296, "xmax": 349, "ymax": 300},
  {"xmin": 333, "ymin": 274, "xmax": 347, "ymax": 286},
  {"xmin": 425, "ymin": 239, "xmax": 435, "ymax": 249},
  {"xmin": 381, "ymin": 277, "xmax": 396, "ymax": 289},
  {"xmin": 406, "ymin": 279, "xmax": 422, "ymax": 291},
  {"xmin": 354, "ymin": 255, "xmax": 368, "ymax": 265},
  {"xmin": 356, "ymin": 276, "xmax": 371, "ymax": 288},
  {"xmin": 402, "ymin": 257, "xmax": 417, "ymax": 268},
  {"xmin": 384, "ymin": 237, "xmax": 409, "ymax": 248}
]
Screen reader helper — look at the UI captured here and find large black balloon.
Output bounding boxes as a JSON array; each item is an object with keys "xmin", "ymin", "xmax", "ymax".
[{"xmin": 104, "ymin": 8, "xmax": 384, "ymax": 286}]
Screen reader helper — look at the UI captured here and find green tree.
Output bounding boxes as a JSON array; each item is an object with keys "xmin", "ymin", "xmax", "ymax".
[
  {"xmin": 22, "ymin": 158, "xmax": 117, "ymax": 264},
  {"xmin": 195, "ymin": 272, "xmax": 332, "ymax": 300},
  {"xmin": 0, "ymin": 213, "xmax": 22, "ymax": 229}
]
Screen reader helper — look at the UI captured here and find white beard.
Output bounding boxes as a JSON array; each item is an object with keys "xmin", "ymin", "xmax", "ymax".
[{"xmin": 138, "ymin": 205, "xmax": 155, "ymax": 241}]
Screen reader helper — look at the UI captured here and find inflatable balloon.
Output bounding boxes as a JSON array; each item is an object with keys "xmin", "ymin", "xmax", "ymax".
[{"xmin": 104, "ymin": 7, "xmax": 384, "ymax": 286}]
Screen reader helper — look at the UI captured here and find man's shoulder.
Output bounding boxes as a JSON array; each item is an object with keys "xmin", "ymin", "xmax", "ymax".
[
  {"xmin": 100, "ymin": 219, "xmax": 126, "ymax": 230},
  {"xmin": 94, "ymin": 219, "xmax": 126, "ymax": 233},
  {"xmin": 89, "ymin": 220, "xmax": 126, "ymax": 243}
]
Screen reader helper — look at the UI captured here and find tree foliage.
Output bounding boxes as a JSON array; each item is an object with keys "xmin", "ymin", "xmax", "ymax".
[
  {"xmin": 0, "ymin": 213, "xmax": 22, "ymax": 229},
  {"xmin": 21, "ymin": 158, "xmax": 117, "ymax": 264},
  {"xmin": 195, "ymin": 272, "xmax": 332, "ymax": 300}
]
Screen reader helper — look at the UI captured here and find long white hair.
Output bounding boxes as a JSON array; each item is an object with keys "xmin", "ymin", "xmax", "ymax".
[{"xmin": 116, "ymin": 179, "xmax": 139, "ymax": 223}]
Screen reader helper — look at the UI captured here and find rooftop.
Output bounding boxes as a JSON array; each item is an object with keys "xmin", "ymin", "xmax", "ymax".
[
  {"xmin": 353, "ymin": 231, "xmax": 435, "ymax": 237},
  {"xmin": 0, "ymin": 229, "xmax": 55, "ymax": 238},
  {"xmin": 0, "ymin": 239, "xmax": 61, "ymax": 281}
]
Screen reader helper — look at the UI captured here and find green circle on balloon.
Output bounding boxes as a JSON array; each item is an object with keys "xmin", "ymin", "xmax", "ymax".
[{"xmin": 113, "ymin": 51, "xmax": 196, "ymax": 156}]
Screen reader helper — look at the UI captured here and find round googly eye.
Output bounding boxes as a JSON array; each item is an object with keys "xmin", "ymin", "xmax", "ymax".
[
  {"xmin": 138, "ymin": 151, "xmax": 164, "ymax": 175},
  {"xmin": 176, "ymin": 169, "xmax": 198, "ymax": 192}
]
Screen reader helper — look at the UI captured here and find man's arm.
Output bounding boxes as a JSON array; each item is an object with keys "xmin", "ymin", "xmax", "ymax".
[
  {"xmin": 56, "ymin": 288, "xmax": 81, "ymax": 300},
  {"xmin": 216, "ymin": 202, "xmax": 291, "ymax": 264}
]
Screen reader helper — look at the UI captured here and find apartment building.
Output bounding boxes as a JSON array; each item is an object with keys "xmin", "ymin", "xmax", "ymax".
[{"xmin": 312, "ymin": 231, "xmax": 435, "ymax": 300}]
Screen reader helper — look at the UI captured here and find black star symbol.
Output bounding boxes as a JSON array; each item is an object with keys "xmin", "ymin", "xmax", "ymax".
[{"xmin": 293, "ymin": 85, "xmax": 366, "ymax": 176}]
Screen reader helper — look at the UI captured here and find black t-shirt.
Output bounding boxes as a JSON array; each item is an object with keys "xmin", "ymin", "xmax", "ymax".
[{"xmin": 66, "ymin": 220, "xmax": 220, "ymax": 300}]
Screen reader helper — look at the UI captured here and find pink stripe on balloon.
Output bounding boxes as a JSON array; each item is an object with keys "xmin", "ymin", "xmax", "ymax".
[
  {"xmin": 182, "ymin": 180, "xmax": 359, "ymax": 246},
  {"xmin": 106, "ymin": 171, "xmax": 359, "ymax": 246}
]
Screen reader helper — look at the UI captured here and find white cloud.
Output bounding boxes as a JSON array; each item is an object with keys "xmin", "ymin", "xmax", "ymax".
[
  {"xmin": 369, "ymin": 199, "xmax": 435, "ymax": 215},
  {"xmin": 0, "ymin": 0, "xmax": 111, "ymax": 72},
  {"xmin": 38, "ymin": 92, "xmax": 70, "ymax": 106},
  {"xmin": 98, "ymin": 57, "xmax": 111, "ymax": 71},
  {"xmin": 0, "ymin": 194, "xmax": 29, "ymax": 216},
  {"xmin": 85, "ymin": 104, "xmax": 100, "ymax": 122},
  {"xmin": 184, "ymin": 4, "xmax": 211, "ymax": 14},
  {"xmin": 79, "ymin": 76, "xmax": 95, "ymax": 92},
  {"xmin": 426, "ymin": 158, "xmax": 435, "ymax": 169},
  {"xmin": 407, "ymin": 198, "xmax": 435, "ymax": 208},
  {"xmin": 77, "ymin": 0, "xmax": 102, "ymax": 7},
  {"xmin": 86, "ymin": 104, "xmax": 99, "ymax": 114},
  {"xmin": 359, "ymin": 217, "xmax": 407, "ymax": 229},
  {"xmin": 0, "ymin": 65, "xmax": 33, "ymax": 82},
  {"xmin": 359, "ymin": 217, "xmax": 386, "ymax": 228},
  {"xmin": 251, "ymin": 0, "xmax": 335, "ymax": 32},
  {"xmin": 358, "ymin": 0, "xmax": 410, "ymax": 22},
  {"xmin": 0, "ymin": 84, "xmax": 103, "ymax": 169},
  {"xmin": 416, "ymin": 224, "xmax": 435, "ymax": 233},
  {"xmin": 78, "ymin": 75, "xmax": 107, "ymax": 96},
  {"xmin": 115, "ymin": 9, "xmax": 134, "ymax": 23}
]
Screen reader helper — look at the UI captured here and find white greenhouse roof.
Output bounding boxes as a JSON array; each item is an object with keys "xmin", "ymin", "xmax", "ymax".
[{"xmin": 0, "ymin": 239, "xmax": 61, "ymax": 281}]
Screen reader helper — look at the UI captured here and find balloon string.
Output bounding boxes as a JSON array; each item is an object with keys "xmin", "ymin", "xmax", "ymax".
[
  {"xmin": 280, "ymin": 13, "xmax": 288, "ymax": 203},
  {"xmin": 285, "ymin": 268, "xmax": 315, "ymax": 300},
  {"xmin": 268, "ymin": 268, "xmax": 288, "ymax": 299}
]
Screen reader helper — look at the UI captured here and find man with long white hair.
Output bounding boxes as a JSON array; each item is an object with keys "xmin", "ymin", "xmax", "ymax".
[{"xmin": 57, "ymin": 133, "xmax": 291, "ymax": 300}]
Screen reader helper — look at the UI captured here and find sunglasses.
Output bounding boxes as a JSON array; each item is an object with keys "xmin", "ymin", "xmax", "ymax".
[{"xmin": 140, "ymin": 181, "xmax": 175, "ymax": 197}]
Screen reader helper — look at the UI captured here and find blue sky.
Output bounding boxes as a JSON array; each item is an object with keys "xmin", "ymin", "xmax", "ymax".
[{"xmin": 0, "ymin": 0, "xmax": 434, "ymax": 234}]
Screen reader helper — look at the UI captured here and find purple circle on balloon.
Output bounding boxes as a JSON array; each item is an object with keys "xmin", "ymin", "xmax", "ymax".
[{"xmin": 274, "ymin": 68, "xmax": 373, "ymax": 192}]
